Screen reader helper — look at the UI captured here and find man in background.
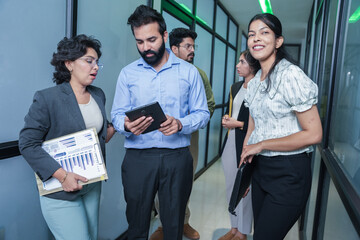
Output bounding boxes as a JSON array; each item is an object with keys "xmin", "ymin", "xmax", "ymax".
[{"xmin": 150, "ymin": 27, "xmax": 215, "ymax": 240}]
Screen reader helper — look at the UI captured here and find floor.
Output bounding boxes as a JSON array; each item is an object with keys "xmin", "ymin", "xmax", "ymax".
[{"xmin": 149, "ymin": 159, "xmax": 300, "ymax": 240}]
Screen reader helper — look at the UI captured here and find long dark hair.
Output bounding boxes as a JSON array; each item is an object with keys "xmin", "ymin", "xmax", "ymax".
[
  {"xmin": 248, "ymin": 13, "xmax": 293, "ymax": 91},
  {"xmin": 241, "ymin": 49, "xmax": 260, "ymax": 75}
]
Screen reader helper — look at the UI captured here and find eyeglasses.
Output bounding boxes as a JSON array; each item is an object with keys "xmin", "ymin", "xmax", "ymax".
[
  {"xmin": 178, "ymin": 44, "xmax": 197, "ymax": 51},
  {"xmin": 79, "ymin": 57, "xmax": 103, "ymax": 70}
]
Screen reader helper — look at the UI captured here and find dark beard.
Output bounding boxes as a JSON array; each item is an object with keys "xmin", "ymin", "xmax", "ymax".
[
  {"xmin": 187, "ymin": 53, "xmax": 195, "ymax": 63},
  {"xmin": 139, "ymin": 40, "xmax": 166, "ymax": 66}
]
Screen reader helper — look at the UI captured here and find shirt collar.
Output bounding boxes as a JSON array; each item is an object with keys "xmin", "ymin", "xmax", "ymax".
[
  {"xmin": 252, "ymin": 59, "xmax": 290, "ymax": 99},
  {"xmin": 267, "ymin": 59, "xmax": 291, "ymax": 98}
]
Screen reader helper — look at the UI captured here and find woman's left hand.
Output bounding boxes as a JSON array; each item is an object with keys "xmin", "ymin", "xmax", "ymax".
[
  {"xmin": 62, "ymin": 172, "xmax": 88, "ymax": 192},
  {"xmin": 106, "ymin": 124, "xmax": 115, "ymax": 143}
]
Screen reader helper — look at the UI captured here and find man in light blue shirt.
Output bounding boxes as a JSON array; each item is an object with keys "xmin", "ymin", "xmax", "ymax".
[{"xmin": 111, "ymin": 5, "xmax": 210, "ymax": 240}]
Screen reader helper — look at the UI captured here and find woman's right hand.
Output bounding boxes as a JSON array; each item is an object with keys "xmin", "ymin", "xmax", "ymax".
[
  {"xmin": 222, "ymin": 115, "xmax": 231, "ymax": 128},
  {"xmin": 243, "ymin": 187, "xmax": 250, "ymax": 198},
  {"xmin": 240, "ymin": 142, "xmax": 263, "ymax": 165},
  {"xmin": 61, "ymin": 172, "xmax": 88, "ymax": 192}
]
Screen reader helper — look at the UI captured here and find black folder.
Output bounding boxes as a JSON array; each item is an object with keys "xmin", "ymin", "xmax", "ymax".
[
  {"xmin": 228, "ymin": 162, "xmax": 254, "ymax": 216},
  {"xmin": 125, "ymin": 101, "xmax": 167, "ymax": 134}
]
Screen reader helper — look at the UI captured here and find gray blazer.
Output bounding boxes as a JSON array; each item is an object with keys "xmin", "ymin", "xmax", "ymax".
[{"xmin": 19, "ymin": 82, "xmax": 108, "ymax": 200}]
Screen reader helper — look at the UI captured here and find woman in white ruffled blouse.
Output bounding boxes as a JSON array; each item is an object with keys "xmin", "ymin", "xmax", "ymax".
[{"xmin": 240, "ymin": 14, "xmax": 323, "ymax": 240}]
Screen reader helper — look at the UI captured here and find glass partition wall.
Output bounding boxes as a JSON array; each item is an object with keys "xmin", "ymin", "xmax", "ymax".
[
  {"xmin": 303, "ymin": 0, "xmax": 360, "ymax": 238},
  {"xmin": 0, "ymin": 1, "xmax": 67, "ymax": 239},
  {"xmin": 0, "ymin": 1, "xmax": 147, "ymax": 239}
]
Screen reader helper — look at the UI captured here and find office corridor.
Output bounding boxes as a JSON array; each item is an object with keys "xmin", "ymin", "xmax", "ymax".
[
  {"xmin": 149, "ymin": 159, "xmax": 299, "ymax": 240},
  {"xmin": 1, "ymin": 1, "xmax": 360, "ymax": 239}
]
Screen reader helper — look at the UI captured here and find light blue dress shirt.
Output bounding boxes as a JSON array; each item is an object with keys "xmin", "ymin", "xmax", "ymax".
[{"xmin": 111, "ymin": 49, "xmax": 210, "ymax": 149}]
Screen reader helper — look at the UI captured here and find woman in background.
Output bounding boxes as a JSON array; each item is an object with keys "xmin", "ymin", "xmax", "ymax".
[
  {"xmin": 19, "ymin": 34, "xmax": 114, "ymax": 239},
  {"xmin": 241, "ymin": 13, "xmax": 322, "ymax": 239},
  {"xmin": 220, "ymin": 49, "xmax": 260, "ymax": 240}
]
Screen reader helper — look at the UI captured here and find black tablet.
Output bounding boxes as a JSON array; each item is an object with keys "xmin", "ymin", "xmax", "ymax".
[{"xmin": 125, "ymin": 101, "xmax": 167, "ymax": 134}]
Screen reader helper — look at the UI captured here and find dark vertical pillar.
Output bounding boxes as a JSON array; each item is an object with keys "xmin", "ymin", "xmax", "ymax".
[{"xmin": 66, "ymin": 0, "xmax": 77, "ymax": 38}]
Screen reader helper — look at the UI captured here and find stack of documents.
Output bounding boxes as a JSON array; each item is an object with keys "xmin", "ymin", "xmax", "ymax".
[{"xmin": 36, "ymin": 128, "xmax": 108, "ymax": 195}]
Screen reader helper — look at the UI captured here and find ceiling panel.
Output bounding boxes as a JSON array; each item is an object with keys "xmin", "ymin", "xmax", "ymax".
[{"xmin": 220, "ymin": 0, "xmax": 314, "ymax": 44}]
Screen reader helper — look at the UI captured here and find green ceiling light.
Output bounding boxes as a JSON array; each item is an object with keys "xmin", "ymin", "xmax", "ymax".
[
  {"xmin": 196, "ymin": 16, "xmax": 208, "ymax": 26},
  {"xmin": 258, "ymin": 0, "xmax": 273, "ymax": 14},
  {"xmin": 349, "ymin": 6, "xmax": 360, "ymax": 23},
  {"xmin": 179, "ymin": 3, "xmax": 192, "ymax": 14}
]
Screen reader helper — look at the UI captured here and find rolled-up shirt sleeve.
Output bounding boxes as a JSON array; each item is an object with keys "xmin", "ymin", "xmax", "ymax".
[
  {"xmin": 179, "ymin": 68, "xmax": 210, "ymax": 134},
  {"xmin": 111, "ymin": 69, "xmax": 132, "ymax": 138}
]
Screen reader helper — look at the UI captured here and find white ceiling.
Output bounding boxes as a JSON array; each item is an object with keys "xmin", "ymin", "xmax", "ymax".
[{"xmin": 220, "ymin": 0, "xmax": 315, "ymax": 44}]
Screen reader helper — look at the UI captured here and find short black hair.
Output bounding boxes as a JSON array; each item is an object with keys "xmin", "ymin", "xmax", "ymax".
[
  {"xmin": 169, "ymin": 28, "xmax": 197, "ymax": 47},
  {"xmin": 50, "ymin": 34, "xmax": 102, "ymax": 85},
  {"xmin": 127, "ymin": 5, "xmax": 166, "ymax": 36}
]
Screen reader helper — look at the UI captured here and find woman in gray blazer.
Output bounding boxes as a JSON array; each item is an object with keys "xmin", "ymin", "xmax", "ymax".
[{"xmin": 19, "ymin": 34, "xmax": 114, "ymax": 240}]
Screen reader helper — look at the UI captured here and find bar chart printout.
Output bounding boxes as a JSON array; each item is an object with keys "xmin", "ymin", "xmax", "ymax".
[{"xmin": 36, "ymin": 128, "xmax": 107, "ymax": 195}]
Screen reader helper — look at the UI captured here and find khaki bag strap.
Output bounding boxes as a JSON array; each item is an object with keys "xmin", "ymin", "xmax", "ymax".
[{"xmin": 228, "ymin": 85, "xmax": 233, "ymax": 135}]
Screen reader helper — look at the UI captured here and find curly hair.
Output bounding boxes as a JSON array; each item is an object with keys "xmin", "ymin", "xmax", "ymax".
[
  {"xmin": 127, "ymin": 5, "xmax": 166, "ymax": 36},
  {"xmin": 169, "ymin": 28, "xmax": 197, "ymax": 47},
  {"xmin": 50, "ymin": 34, "xmax": 102, "ymax": 84}
]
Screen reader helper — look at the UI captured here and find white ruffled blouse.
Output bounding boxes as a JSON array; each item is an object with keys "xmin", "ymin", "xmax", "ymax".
[{"xmin": 244, "ymin": 59, "xmax": 318, "ymax": 156}]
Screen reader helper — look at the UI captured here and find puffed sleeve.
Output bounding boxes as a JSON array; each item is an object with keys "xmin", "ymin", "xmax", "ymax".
[{"xmin": 281, "ymin": 65, "xmax": 318, "ymax": 112}]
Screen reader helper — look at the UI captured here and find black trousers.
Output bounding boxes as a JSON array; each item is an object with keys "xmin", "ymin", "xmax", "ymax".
[
  {"xmin": 251, "ymin": 153, "xmax": 311, "ymax": 240},
  {"xmin": 122, "ymin": 147, "xmax": 193, "ymax": 240}
]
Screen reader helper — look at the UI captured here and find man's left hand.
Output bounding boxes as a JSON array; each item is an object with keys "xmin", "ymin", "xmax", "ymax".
[{"xmin": 159, "ymin": 114, "xmax": 182, "ymax": 136}]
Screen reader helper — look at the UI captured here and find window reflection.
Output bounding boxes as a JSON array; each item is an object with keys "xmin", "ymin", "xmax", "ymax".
[
  {"xmin": 215, "ymin": 5, "xmax": 227, "ymax": 39},
  {"xmin": 228, "ymin": 20, "xmax": 237, "ymax": 46},
  {"xmin": 305, "ymin": 148, "xmax": 322, "ymax": 239},
  {"xmin": 241, "ymin": 34, "xmax": 247, "ymax": 52},
  {"xmin": 208, "ymin": 109, "xmax": 222, "ymax": 161},
  {"xmin": 212, "ymin": 38, "xmax": 226, "ymax": 105},
  {"xmin": 193, "ymin": 24, "xmax": 213, "ymax": 172},
  {"xmin": 318, "ymin": 0, "xmax": 338, "ymax": 127},
  {"xmin": 329, "ymin": 0, "xmax": 360, "ymax": 194},
  {"xmin": 196, "ymin": 0, "xmax": 214, "ymax": 28},
  {"xmin": 162, "ymin": 11, "xmax": 188, "ymax": 49},
  {"xmin": 225, "ymin": 47, "xmax": 236, "ymax": 101},
  {"xmin": 323, "ymin": 179, "xmax": 359, "ymax": 239},
  {"xmin": 194, "ymin": 24, "xmax": 212, "ymax": 78}
]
